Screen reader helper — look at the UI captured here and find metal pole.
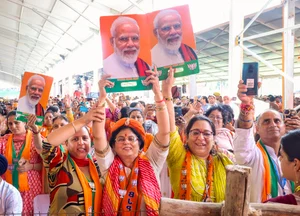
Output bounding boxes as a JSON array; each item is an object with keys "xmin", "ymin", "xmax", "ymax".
[
  {"xmin": 239, "ymin": 0, "xmax": 274, "ymax": 37},
  {"xmin": 282, "ymin": 0, "xmax": 295, "ymax": 109},
  {"xmin": 242, "ymin": 23, "xmax": 300, "ymax": 41},
  {"xmin": 239, "ymin": 43, "xmax": 294, "ymax": 83}
]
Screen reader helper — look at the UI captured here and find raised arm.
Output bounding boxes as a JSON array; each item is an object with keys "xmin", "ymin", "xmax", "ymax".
[
  {"xmin": 93, "ymin": 74, "xmax": 113, "ymax": 154},
  {"xmin": 162, "ymin": 67, "xmax": 176, "ymax": 132},
  {"xmin": 143, "ymin": 68, "xmax": 170, "ymax": 145},
  {"xmin": 236, "ymin": 80, "xmax": 255, "ymax": 129},
  {"xmin": 46, "ymin": 106, "xmax": 104, "ymax": 146},
  {"xmin": 64, "ymin": 94, "xmax": 74, "ymax": 122}
]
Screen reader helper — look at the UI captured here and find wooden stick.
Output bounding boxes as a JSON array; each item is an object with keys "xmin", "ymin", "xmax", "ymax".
[
  {"xmin": 223, "ymin": 165, "xmax": 252, "ymax": 216},
  {"xmin": 160, "ymin": 197, "xmax": 222, "ymax": 216}
]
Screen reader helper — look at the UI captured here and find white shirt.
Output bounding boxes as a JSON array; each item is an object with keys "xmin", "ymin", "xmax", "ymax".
[
  {"xmin": 103, "ymin": 53, "xmax": 139, "ymax": 78},
  {"xmin": 151, "ymin": 43, "xmax": 184, "ymax": 68},
  {"xmin": 233, "ymin": 126, "xmax": 292, "ymax": 202},
  {"xmin": 17, "ymin": 95, "xmax": 35, "ymax": 114},
  {"xmin": 0, "ymin": 179, "xmax": 23, "ymax": 215}
]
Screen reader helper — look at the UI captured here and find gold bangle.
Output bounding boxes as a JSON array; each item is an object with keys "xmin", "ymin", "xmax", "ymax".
[
  {"xmin": 155, "ymin": 105, "xmax": 166, "ymax": 112},
  {"xmin": 95, "ymin": 143, "xmax": 110, "ymax": 156},
  {"xmin": 71, "ymin": 122, "xmax": 77, "ymax": 133},
  {"xmin": 153, "ymin": 135, "xmax": 169, "ymax": 150},
  {"xmin": 164, "ymin": 97, "xmax": 173, "ymax": 101}
]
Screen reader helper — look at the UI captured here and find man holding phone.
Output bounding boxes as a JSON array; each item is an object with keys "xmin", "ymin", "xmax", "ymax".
[{"xmin": 233, "ymin": 80, "xmax": 292, "ymax": 203}]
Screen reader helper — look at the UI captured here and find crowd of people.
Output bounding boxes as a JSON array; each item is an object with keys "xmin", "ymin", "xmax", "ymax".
[{"xmin": 0, "ymin": 69, "xmax": 300, "ymax": 215}]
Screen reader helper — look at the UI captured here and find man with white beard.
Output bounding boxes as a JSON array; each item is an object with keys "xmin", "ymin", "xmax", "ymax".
[
  {"xmin": 17, "ymin": 74, "xmax": 45, "ymax": 116},
  {"xmin": 151, "ymin": 9, "xmax": 197, "ymax": 68},
  {"xmin": 103, "ymin": 16, "xmax": 150, "ymax": 78}
]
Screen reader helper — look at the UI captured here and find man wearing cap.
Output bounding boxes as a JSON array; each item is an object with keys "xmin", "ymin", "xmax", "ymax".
[
  {"xmin": 0, "ymin": 154, "xmax": 23, "ymax": 214},
  {"xmin": 151, "ymin": 9, "xmax": 197, "ymax": 68}
]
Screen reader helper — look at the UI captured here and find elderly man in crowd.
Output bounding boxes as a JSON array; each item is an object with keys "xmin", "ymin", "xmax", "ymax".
[
  {"xmin": 17, "ymin": 74, "xmax": 45, "ymax": 116},
  {"xmin": 103, "ymin": 16, "xmax": 150, "ymax": 78},
  {"xmin": 233, "ymin": 80, "xmax": 293, "ymax": 203},
  {"xmin": 151, "ymin": 9, "xmax": 197, "ymax": 67}
]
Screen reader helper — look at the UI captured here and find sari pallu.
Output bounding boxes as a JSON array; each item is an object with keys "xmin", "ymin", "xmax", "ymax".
[
  {"xmin": 5, "ymin": 131, "xmax": 32, "ymax": 192},
  {"xmin": 102, "ymin": 155, "xmax": 161, "ymax": 216}
]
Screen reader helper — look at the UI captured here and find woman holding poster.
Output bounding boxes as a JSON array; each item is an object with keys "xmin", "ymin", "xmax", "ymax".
[
  {"xmin": 162, "ymin": 68, "xmax": 233, "ymax": 203},
  {"xmin": 0, "ymin": 111, "xmax": 43, "ymax": 214},
  {"xmin": 93, "ymin": 69, "xmax": 170, "ymax": 215}
]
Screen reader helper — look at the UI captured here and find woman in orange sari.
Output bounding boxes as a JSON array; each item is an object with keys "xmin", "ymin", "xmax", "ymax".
[
  {"xmin": 93, "ymin": 69, "xmax": 170, "ymax": 216},
  {"xmin": 0, "ymin": 111, "xmax": 43, "ymax": 214}
]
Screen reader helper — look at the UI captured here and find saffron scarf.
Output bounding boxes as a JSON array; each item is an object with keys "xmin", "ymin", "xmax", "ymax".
[
  {"xmin": 5, "ymin": 131, "xmax": 32, "ymax": 192},
  {"xmin": 102, "ymin": 154, "xmax": 161, "ymax": 216},
  {"xmin": 179, "ymin": 44, "xmax": 197, "ymax": 62},
  {"xmin": 67, "ymin": 154, "xmax": 102, "ymax": 216},
  {"xmin": 179, "ymin": 150, "xmax": 214, "ymax": 201},
  {"xmin": 257, "ymin": 140, "xmax": 278, "ymax": 201},
  {"xmin": 40, "ymin": 125, "xmax": 52, "ymax": 138},
  {"xmin": 135, "ymin": 58, "xmax": 150, "ymax": 77}
]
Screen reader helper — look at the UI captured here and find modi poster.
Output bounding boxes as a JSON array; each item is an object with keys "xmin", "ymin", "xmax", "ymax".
[
  {"xmin": 100, "ymin": 4, "xmax": 199, "ymax": 92},
  {"xmin": 16, "ymin": 72, "xmax": 53, "ymax": 126}
]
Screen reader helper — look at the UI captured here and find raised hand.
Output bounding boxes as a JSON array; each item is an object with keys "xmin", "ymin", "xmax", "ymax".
[
  {"xmin": 162, "ymin": 67, "xmax": 175, "ymax": 95},
  {"xmin": 82, "ymin": 106, "xmax": 105, "ymax": 125},
  {"xmin": 64, "ymin": 94, "xmax": 71, "ymax": 108},
  {"xmin": 98, "ymin": 74, "xmax": 114, "ymax": 102},
  {"xmin": 26, "ymin": 114, "xmax": 39, "ymax": 133},
  {"xmin": 143, "ymin": 67, "xmax": 160, "ymax": 95},
  {"xmin": 237, "ymin": 80, "xmax": 262, "ymax": 105}
]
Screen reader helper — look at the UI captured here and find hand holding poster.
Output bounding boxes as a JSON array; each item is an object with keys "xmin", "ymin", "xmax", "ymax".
[
  {"xmin": 16, "ymin": 72, "xmax": 53, "ymax": 126},
  {"xmin": 100, "ymin": 4, "xmax": 199, "ymax": 92}
]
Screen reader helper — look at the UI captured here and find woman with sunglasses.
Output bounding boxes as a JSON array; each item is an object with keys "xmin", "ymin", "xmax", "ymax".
[
  {"xmin": 162, "ymin": 68, "xmax": 233, "ymax": 202},
  {"xmin": 93, "ymin": 68, "xmax": 170, "ymax": 215}
]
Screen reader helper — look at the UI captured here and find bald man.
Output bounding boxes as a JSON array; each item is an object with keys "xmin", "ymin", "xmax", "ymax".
[
  {"xmin": 17, "ymin": 74, "xmax": 45, "ymax": 116},
  {"xmin": 103, "ymin": 16, "xmax": 150, "ymax": 78},
  {"xmin": 151, "ymin": 9, "xmax": 197, "ymax": 68}
]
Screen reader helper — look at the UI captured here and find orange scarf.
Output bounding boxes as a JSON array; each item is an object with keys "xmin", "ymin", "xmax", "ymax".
[
  {"xmin": 40, "ymin": 125, "xmax": 52, "ymax": 138},
  {"xmin": 5, "ymin": 131, "xmax": 32, "ymax": 192},
  {"xmin": 102, "ymin": 155, "xmax": 160, "ymax": 216},
  {"xmin": 256, "ymin": 140, "xmax": 272, "ymax": 202},
  {"xmin": 179, "ymin": 150, "xmax": 214, "ymax": 201},
  {"xmin": 68, "ymin": 154, "xmax": 102, "ymax": 215}
]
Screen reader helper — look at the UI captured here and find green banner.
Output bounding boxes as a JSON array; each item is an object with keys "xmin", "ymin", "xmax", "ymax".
[
  {"xmin": 106, "ymin": 60, "xmax": 199, "ymax": 92},
  {"xmin": 15, "ymin": 111, "xmax": 44, "ymax": 126}
]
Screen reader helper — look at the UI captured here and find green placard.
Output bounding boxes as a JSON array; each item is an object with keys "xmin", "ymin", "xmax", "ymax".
[
  {"xmin": 105, "ymin": 60, "xmax": 200, "ymax": 92},
  {"xmin": 15, "ymin": 111, "xmax": 44, "ymax": 126}
]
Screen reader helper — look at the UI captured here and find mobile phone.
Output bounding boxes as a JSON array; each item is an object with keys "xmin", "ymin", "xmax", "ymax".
[
  {"xmin": 283, "ymin": 109, "xmax": 297, "ymax": 119},
  {"xmin": 174, "ymin": 106, "xmax": 183, "ymax": 118},
  {"xmin": 79, "ymin": 106, "xmax": 89, "ymax": 113},
  {"xmin": 242, "ymin": 62, "xmax": 259, "ymax": 96}
]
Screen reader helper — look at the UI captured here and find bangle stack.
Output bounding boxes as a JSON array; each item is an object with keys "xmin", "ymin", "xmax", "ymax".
[
  {"xmin": 153, "ymin": 135, "xmax": 169, "ymax": 150},
  {"xmin": 240, "ymin": 103, "xmax": 255, "ymax": 115},
  {"xmin": 155, "ymin": 105, "xmax": 166, "ymax": 112}
]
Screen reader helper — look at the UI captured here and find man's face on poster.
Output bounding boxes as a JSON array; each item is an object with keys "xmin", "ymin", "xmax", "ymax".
[
  {"xmin": 156, "ymin": 13, "xmax": 182, "ymax": 51},
  {"xmin": 113, "ymin": 23, "xmax": 140, "ymax": 64},
  {"xmin": 26, "ymin": 78, "xmax": 44, "ymax": 106}
]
